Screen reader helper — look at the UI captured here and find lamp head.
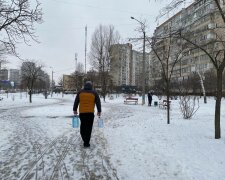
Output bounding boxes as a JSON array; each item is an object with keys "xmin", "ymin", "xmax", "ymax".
[{"xmin": 130, "ymin": 16, "xmax": 134, "ymax": 19}]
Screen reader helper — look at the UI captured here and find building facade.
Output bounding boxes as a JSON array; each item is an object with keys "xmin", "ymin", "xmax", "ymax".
[
  {"xmin": 9, "ymin": 69, "xmax": 20, "ymax": 85},
  {"xmin": 0, "ymin": 69, "xmax": 8, "ymax": 80},
  {"xmin": 63, "ymin": 75, "xmax": 76, "ymax": 91},
  {"xmin": 150, "ymin": 0, "xmax": 225, "ymax": 86},
  {"xmin": 109, "ymin": 43, "xmax": 133, "ymax": 86},
  {"xmin": 109, "ymin": 43, "xmax": 151, "ymax": 89}
]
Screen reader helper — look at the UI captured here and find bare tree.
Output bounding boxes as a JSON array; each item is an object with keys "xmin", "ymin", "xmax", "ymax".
[
  {"xmin": 179, "ymin": 96, "xmax": 200, "ymax": 119},
  {"xmin": 197, "ymin": 71, "xmax": 207, "ymax": 103},
  {"xmin": 20, "ymin": 60, "xmax": 44, "ymax": 103},
  {"xmin": 76, "ymin": 62, "xmax": 84, "ymax": 73},
  {"xmin": 176, "ymin": 75, "xmax": 200, "ymax": 119},
  {"xmin": 188, "ymin": 73, "xmax": 201, "ymax": 95},
  {"xmin": 68, "ymin": 62, "xmax": 85, "ymax": 92},
  {"xmin": 204, "ymin": 69, "xmax": 217, "ymax": 95},
  {"xmin": 0, "ymin": 0, "xmax": 43, "ymax": 55},
  {"xmin": 58, "ymin": 76, "xmax": 63, "ymax": 87},
  {"xmin": 89, "ymin": 24, "xmax": 120, "ymax": 101},
  {"xmin": 33, "ymin": 70, "xmax": 50, "ymax": 99},
  {"xmin": 148, "ymin": 30, "xmax": 184, "ymax": 124},
  {"xmin": 70, "ymin": 71, "xmax": 84, "ymax": 92},
  {"xmin": 86, "ymin": 69, "xmax": 101, "ymax": 89},
  {"xmin": 156, "ymin": 0, "xmax": 225, "ymax": 138},
  {"xmin": 178, "ymin": 12, "xmax": 225, "ymax": 139}
]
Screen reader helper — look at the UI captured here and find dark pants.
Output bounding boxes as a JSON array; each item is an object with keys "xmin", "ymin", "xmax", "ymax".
[
  {"xmin": 148, "ymin": 98, "xmax": 152, "ymax": 106},
  {"xmin": 79, "ymin": 113, "xmax": 94, "ymax": 145}
]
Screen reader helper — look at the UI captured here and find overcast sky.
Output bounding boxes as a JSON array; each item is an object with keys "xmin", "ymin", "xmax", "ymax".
[{"xmin": 6, "ymin": 0, "xmax": 190, "ymax": 83}]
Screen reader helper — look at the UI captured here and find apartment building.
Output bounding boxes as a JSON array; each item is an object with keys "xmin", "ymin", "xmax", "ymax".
[
  {"xmin": 9, "ymin": 69, "xmax": 20, "ymax": 85},
  {"xmin": 109, "ymin": 43, "xmax": 133, "ymax": 86},
  {"xmin": 0, "ymin": 69, "xmax": 8, "ymax": 80},
  {"xmin": 151, "ymin": 0, "xmax": 225, "ymax": 85},
  {"xmin": 132, "ymin": 50, "xmax": 142, "ymax": 88},
  {"xmin": 63, "ymin": 75, "xmax": 76, "ymax": 91},
  {"xmin": 109, "ymin": 43, "xmax": 152, "ymax": 89}
]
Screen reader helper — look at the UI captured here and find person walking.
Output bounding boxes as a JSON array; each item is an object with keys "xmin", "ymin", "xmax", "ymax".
[
  {"xmin": 147, "ymin": 91, "xmax": 152, "ymax": 106},
  {"xmin": 73, "ymin": 81, "xmax": 101, "ymax": 148}
]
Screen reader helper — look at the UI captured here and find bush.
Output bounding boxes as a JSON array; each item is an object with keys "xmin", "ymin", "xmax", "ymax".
[{"xmin": 179, "ymin": 96, "xmax": 199, "ymax": 119}]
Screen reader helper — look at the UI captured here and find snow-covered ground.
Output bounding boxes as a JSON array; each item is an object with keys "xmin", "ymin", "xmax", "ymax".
[{"xmin": 0, "ymin": 92, "xmax": 225, "ymax": 180}]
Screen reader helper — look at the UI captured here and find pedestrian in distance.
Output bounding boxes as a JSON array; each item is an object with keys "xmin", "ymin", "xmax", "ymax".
[
  {"xmin": 147, "ymin": 91, "xmax": 153, "ymax": 106},
  {"xmin": 73, "ymin": 81, "xmax": 102, "ymax": 148}
]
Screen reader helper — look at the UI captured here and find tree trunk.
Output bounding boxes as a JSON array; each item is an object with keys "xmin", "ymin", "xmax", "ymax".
[
  {"xmin": 29, "ymin": 90, "xmax": 32, "ymax": 103},
  {"xmin": 102, "ymin": 74, "xmax": 106, "ymax": 102},
  {"xmin": 197, "ymin": 72, "xmax": 207, "ymax": 103},
  {"xmin": 166, "ymin": 81, "xmax": 170, "ymax": 124},
  {"xmin": 215, "ymin": 70, "xmax": 222, "ymax": 139}
]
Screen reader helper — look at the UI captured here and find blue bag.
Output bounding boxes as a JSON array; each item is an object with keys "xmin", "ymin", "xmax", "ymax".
[
  {"xmin": 72, "ymin": 115, "xmax": 79, "ymax": 128},
  {"xmin": 98, "ymin": 117, "xmax": 104, "ymax": 128}
]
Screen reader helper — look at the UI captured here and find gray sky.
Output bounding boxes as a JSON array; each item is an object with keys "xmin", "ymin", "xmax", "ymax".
[{"xmin": 7, "ymin": 0, "xmax": 179, "ymax": 83}]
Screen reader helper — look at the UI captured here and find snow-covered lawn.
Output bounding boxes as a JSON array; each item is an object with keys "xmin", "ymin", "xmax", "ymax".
[
  {"xmin": 104, "ymin": 95, "xmax": 225, "ymax": 180},
  {"xmin": 0, "ymin": 93, "xmax": 225, "ymax": 180}
]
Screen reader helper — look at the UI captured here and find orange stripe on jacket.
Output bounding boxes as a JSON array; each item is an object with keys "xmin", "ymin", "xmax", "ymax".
[{"xmin": 79, "ymin": 92, "xmax": 95, "ymax": 113}]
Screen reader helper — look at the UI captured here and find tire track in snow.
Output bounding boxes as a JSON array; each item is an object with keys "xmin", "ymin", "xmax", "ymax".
[
  {"xmin": 21, "ymin": 130, "xmax": 76, "ymax": 180},
  {"xmin": 1, "ymin": 98, "xmax": 122, "ymax": 179},
  {"xmin": 0, "ymin": 98, "xmax": 71, "ymax": 179}
]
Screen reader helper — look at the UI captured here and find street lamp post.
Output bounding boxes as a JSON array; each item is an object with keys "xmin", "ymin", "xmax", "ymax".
[
  {"xmin": 131, "ymin": 16, "xmax": 146, "ymax": 105},
  {"xmin": 50, "ymin": 67, "xmax": 54, "ymax": 97}
]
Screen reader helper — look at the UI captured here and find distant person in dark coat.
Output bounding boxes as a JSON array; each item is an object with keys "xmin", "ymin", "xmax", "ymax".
[
  {"xmin": 73, "ymin": 81, "xmax": 101, "ymax": 148},
  {"xmin": 147, "ymin": 91, "xmax": 153, "ymax": 106}
]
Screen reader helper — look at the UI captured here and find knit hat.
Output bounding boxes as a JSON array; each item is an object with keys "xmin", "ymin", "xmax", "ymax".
[{"xmin": 84, "ymin": 81, "xmax": 93, "ymax": 90}]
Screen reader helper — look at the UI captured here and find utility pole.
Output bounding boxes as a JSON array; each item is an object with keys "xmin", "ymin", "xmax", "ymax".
[
  {"xmin": 85, "ymin": 25, "xmax": 87, "ymax": 74},
  {"xmin": 131, "ymin": 16, "xmax": 146, "ymax": 105},
  {"xmin": 50, "ymin": 66, "xmax": 54, "ymax": 97},
  {"xmin": 51, "ymin": 70, "xmax": 53, "ymax": 97},
  {"xmin": 75, "ymin": 53, "xmax": 78, "ymax": 71},
  {"xmin": 75, "ymin": 53, "xmax": 78, "ymax": 91},
  {"xmin": 142, "ymin": 30, "xmax": 146, "ymax": 105}
]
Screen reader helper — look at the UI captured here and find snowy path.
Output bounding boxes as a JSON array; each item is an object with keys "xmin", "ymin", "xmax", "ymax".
[
  {"xmin": 1, "ymin": 95, "xmax": 225, "ymax": 180},
  {"xmin": 0, "ymin": 97, "xmax": 119, "ymax": 180}
]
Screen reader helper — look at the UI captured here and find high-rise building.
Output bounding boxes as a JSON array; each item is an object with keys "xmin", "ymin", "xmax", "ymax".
[
  {"xmin": 0, "ymin": 69, "xmax": 8, "ymax": 80},
  {"xmin": 9, "ymin": 69, "xmax": 20, "ymax": 85},
  {"xmin": 132, "ymin": 50, "xmax": 142, "ymax": 88},
  {"xmin": 150, "ymin": 0, "xmax": 225, "ymax": 85},
  {"xmin": 110, "ymin": 43, "xmax": 133, "ymax": 86},
  {"xmin": 109, "ymin": 43, "xmax": 151, "ymax": 88}
]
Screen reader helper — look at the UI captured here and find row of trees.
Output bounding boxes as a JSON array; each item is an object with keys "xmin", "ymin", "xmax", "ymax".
[
  {"xmin": 152, "ymin": 69, "xmax": 225, "ymax": 96},
  {"xmin": 20, "ymin": 61, "xmax": 50, "ymax": 103}
]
